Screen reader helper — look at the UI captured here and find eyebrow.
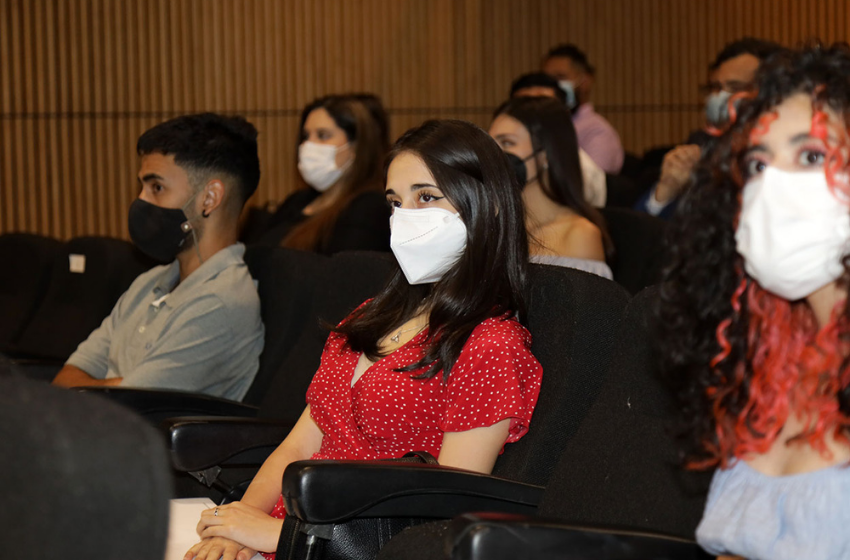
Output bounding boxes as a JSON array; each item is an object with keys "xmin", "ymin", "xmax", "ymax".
[
  {"xmin": 411, "ymin": 183, "xmax": 438, "ymax": 191},
  {"xmin": 139, "ymin": 173, "xmax": 165, "ymax": 184}
]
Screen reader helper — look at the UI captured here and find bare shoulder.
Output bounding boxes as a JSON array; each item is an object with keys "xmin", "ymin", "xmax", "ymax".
[{"xmin": 538, "ymin": 215, "xmax": 605, "ymax": 261}]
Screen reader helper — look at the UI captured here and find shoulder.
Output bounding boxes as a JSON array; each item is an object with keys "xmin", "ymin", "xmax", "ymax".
[
  {"xmin": 463, "ymin": 315, "xmax": 533, "ymax": 354},
  {"xmin": 540, "ymin": 214, "xmax": 605, "ymax": 261}
]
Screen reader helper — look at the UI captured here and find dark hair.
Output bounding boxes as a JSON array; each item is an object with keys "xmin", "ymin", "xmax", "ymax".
[
  {"xmin": 658, "ymin": 42, "xmax": 850, "ymax": 468},
  {"xmin": 509, "ymin": 72, "xmax": 567, "ymax": 104},
  {"xmin": 137, "ymin": 112, "xmax": 260, "ymax": 208},
  {"xmin": 282, "ymin": 94, "xmax": 388, "ymax": 251},
  {"xmin": 544, "ymin": 43, "xmax": 595, "ymax": 76},
  {"xmin": 336, "ymin": 119, "xmax": 529, "ymax": 381},
  {"xmin": 709, "ymin": 37, "xmax": 786, "ymax": 71},
  {"xmin": 494, "ymin": 96, "xmax": 613, "ymax": 259}
]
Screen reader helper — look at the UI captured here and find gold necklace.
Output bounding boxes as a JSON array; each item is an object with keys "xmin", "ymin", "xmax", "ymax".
[{"xmin": 389, "ymin": 323, "xmax": 427, "ymax": 344}]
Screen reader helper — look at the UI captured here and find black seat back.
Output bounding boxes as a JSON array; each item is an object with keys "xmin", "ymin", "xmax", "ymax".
[
  {"xmin": 242, "ymin": 246, "xmax": 330, "ymax": 406},
  {"xmin": 536, "ymin": 286, "xmax": 711, "ymax": 538},
  {"xmin": 14, "ymin": 236, "xmax": 156, "ymax": 360},
  {"xmin": 491, "ymin": 265, "xmax": 630, "ymax": 486},
  {"xmin": 0, "ymin": 358, "xmax": 170, "ymax": 559},
  {"xmin": 600, "ymin": 208, "xmax": 668, "ymax": 295},
  {"xmin": 258, "ymin": 251, "xmax": 396, "ymax": 422},
  {"xmin": 0, "ymin": 233, "xmax": 62, "ymax": 350}
]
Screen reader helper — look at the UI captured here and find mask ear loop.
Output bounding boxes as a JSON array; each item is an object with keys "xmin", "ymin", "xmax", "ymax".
[
  {"xmin": 179, "ymin": 190, "xmax": 206, "ymax": 265},
  {"xmin": 523, "ymin": 148, "xmax": 545, "ymax": 186}
]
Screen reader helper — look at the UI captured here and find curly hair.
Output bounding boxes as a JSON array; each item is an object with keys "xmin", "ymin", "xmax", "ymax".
[{"xmin": 658, "ymin": 42, "xmax": 850, "ymax": 470}]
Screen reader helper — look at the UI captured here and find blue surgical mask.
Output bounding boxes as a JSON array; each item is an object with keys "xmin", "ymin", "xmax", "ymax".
[{"xmin": 558, "ymin": 80, "xmax": 578, "ymax": 109}]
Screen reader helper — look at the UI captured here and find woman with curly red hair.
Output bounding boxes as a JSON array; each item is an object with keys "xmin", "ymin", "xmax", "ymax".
[{"xmin": 659, "ymin": 43, "xmax": 850, "ymax": 559}]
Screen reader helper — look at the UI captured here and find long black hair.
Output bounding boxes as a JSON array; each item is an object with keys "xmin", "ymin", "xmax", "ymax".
[
  {"xmin": 335, "ymin": 119, "xmax": 529, "ymax": 381},
  {"xmin": 658, "ymin": 42, "xmax": 850, "ymax": 468},
  {"xmin": 494, "ymin": 96, "xmax": 613, "ymax": 258}
]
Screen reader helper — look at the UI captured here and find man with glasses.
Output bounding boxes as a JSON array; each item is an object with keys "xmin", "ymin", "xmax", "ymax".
[{"xmin": 635, "ymin": 38, "xmax": 785, "ymax": 219}]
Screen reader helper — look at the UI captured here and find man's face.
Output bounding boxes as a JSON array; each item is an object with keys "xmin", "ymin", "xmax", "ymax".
[
  {"xmin": 709, "ymin": 53, "xmax": 761, "ymax": 94},
  {"xmin": 542, "ymin": 56, "xmax": 590, "ymax": 103},
  {"xmin": 136, "ymin": 153, "xmax": 197, "ymax": 210}
]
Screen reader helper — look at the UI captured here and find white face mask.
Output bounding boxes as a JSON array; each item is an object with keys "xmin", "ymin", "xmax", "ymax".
[
  {"xmin": 298, "ymin": 141, "xmax": 350, "ymax": 192},
  {"xmin": 558, "ymin": 80, "xmax": 578, "ymax": 109},
  {"xmin": 735, "ymin": 167, "xmax": 850, "ymax": 300},
  {"xmin": 389, "ymin": 207, "xmax": 467, "ymax": 285},
  {"xmin": 705, "ymin": 90, "xmax": 733, "ymax": 127}
]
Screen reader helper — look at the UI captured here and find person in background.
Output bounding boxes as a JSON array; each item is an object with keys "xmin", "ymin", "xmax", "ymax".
[
  {"xmin": 542, "ymin": 43, "xmax": 624, "ymax": 174},
  {"xmin": 182, "ymin": 119, "xmax": 543, "ymax": 560},
  {"xmin": 635, "ymin": 37, "xmax": 785, "ymax": 219},
  {"xmin": 259, "ymin": 93, "xmax": 391, "ymax": 253},
  {"xmin": 510, "ymin": 72, "xmax": 607, "ymax": 207},
  {"xmin": 659, "ymin": 44, "xmax": 850, "ymax": 560},
  {"xmin": 53, "ymin": 113, "xmax": 264, "ymax": 401},
  {"xmin": 490, "ymin": 96, "xmax": 613, "ymax": 280}
]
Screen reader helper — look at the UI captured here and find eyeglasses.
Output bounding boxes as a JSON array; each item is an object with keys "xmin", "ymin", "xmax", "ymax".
[{"xmin": 698, "ymin": 81, "xmax": 753, "ymax": 97}]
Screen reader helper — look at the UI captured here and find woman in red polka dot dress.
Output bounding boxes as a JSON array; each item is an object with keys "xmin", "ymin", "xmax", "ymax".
[{"xmin": 185, "ymin": 119, "xmax": 544, "ymax": 560}]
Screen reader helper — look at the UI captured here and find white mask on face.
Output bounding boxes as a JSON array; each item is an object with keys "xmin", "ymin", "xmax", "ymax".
[
  {"xmin": 298, "ymin": 141, "xmax": 350, "ymax": 192},
  {"xmin": 735, "ymin": 167, "xmax": 850, "ymax": 300},
  {"xmin": 705, "ymin": 90, "xmax": 733, "ymax": 127},
  {"xmin": 558, "ymin": 80, "xmax": 578, "ymax": 109},
  {"xmin": 390, "ymin": 207, "xmax": 467, "ymax": 285}
]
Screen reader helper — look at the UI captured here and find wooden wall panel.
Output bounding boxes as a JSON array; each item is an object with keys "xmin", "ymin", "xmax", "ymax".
[{"xmin": 2, "ymin": 0, "xmax": 849, "ymax": 238}]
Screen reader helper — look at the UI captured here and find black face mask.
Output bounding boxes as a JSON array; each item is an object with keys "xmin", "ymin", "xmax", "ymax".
[
  {"xmin": 505, "ymin": 151, "xmax": 539, "ymax": 189},
  {"xmin": 128, "ymin": 198, "xmax": 193, "ymax": 263}
]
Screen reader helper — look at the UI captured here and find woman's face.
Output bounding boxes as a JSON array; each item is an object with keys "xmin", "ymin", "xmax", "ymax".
[
  {"xmin": 489, "ymin": 114, "xmax": 542, "ymax": 184},
  {"xmin": 385, "ymin": 152, "xmax": 459, "ymax": 213},
  {"xmin": 301, "ymin": 107, "xmax": 354, "ymax": 168},
  {"xmin": 741, "ymin": 92, "xmax": 845, "ymax": 181}
]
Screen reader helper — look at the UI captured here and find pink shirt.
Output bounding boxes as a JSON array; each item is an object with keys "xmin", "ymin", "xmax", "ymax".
[{"xmin": 572, "ymin": 103, "xmax": 624, "ymax": 174}]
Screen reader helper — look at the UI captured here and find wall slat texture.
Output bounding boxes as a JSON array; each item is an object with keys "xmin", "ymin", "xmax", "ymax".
[{"xmin": 2, "ymin": 0, "xmax": 847, "ymax": 239}]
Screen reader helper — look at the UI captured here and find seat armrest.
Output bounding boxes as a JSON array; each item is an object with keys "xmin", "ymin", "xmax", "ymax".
[
  {"xmin": 165, "ymin": 416, "xmax": 294, "ymax": 472},
  {"xmin": 282, "ymin": 460, "xmax": 543, "ymax": 523},
  {"xmin": 448, "ymin": 513, "xmax": 709, "ymax": 560},
  {"xmin": 77, "ymin": 387, "xmax": 259, "ymax": 421}
]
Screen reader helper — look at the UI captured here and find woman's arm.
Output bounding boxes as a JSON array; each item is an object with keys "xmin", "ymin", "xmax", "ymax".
[
  {"xmin": 186, "ymin": 406, "xmax": 324, "ymax": 559},
  {"xmin": 437, "ymin": 418, "xmax": 512, "ymax": 474}
]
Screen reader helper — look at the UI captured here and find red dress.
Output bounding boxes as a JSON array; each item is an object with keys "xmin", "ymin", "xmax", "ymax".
[{"xmin": 260, "ymin": 312, "xmax": 542, "ymax": 559}]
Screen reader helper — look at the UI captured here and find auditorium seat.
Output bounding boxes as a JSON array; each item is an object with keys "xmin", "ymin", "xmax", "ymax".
[
  {"xmin": 270, "ymin": 264, "xmax": 630, "ymax": 560},
  {"xmin": 11, "ymin": 236, "xmax": 156, "ymax": 361},
  {"xmin": 0, "ymin": 357, "xmax": 171, "ymax": 560},
  {"xmin": 600, "ymin": 207, "xmax": 668, "ymax": 294},
  {"xmin": 0, "ymin": 233, "xmax": 62, "ymax": 352},
  {"xmin": 376, "ymin": 286, "xmax": 712, "ymax": 560}
]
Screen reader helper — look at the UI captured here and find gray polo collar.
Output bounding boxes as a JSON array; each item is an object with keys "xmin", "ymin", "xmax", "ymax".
[{"xmin": 151, "ymin": 243, "xmax": 246, "ymax": 308}]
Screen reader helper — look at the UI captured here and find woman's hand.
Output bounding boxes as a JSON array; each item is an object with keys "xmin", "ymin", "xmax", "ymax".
[
  {"xmin": 183, "ymin": 536, "xmax": 257, "ymax": 560},
  {"xmin": 195, "ymin": 501, "xmax": 283, "ymax": 554}
]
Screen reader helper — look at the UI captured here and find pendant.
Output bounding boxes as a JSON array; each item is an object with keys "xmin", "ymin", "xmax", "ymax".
[{"xmin": 390, "ymin": 331, "xmax": 401, "ymax": 343}]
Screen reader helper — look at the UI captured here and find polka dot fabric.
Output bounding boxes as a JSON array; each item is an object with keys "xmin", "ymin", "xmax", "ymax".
[{"xmin": 260, "ymin": 309, "xmax": 542, "ymax": 560}]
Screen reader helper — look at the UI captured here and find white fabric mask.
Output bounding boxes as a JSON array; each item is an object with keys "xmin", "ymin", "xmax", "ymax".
[
  {"xmin": 735, "ymin": 167, "xmax": 850, "ymax": 300},
  {"xmin": 298, "ymin": 141, "xmax": 349, "ymax": 192},
  {"xmin": 558, "ymin": 80, "xmax": 578, "ymax": 109},
  {"xmin": 390, "ymin": 207, "xmax": 467, "ymax": 285}
]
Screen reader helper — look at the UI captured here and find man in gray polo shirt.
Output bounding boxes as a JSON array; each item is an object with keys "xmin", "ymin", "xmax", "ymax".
[{"xmin": 53, "ymin": 113, "xmax": 264, "ymax": 401}]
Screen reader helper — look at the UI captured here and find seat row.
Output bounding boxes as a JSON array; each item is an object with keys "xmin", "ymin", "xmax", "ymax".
[{"xmin": 76, "ymin": 248, "xmax": 707, "ymax": 560}]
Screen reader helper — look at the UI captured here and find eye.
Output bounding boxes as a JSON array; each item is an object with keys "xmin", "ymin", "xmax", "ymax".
[
  {"xmin": 500, "ymin": 139, "xmax": 515, "ymax": 149},
  {"xmin": 798, "ymin": 149, "xmax": 825, "ymax": 167},
  {"xmin": 152, "ymin": 183, "xmax": 164, "ymax": 193},
  {"xmin": 418, "ymin": 192, "xmax": 444, "ymax": 204},
  {"xmin": 386, "ymin": 197, "xmax": 401, "ymax": 209},
  {"xmin": 743, "ymin": 158, "xmax": 767, "ymax": 179}
]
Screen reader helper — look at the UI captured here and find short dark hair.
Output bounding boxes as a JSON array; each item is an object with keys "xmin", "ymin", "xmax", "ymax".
[
  {"xmin": 544, "ymin": 43, "xmax": 595, "ymax": 76},
  {"xmin": 509, "ymin": 72, "xmax": 567, "ymax": 104},
  {"xmin": 137, "ymin": 113, "xmax": 261, "ymax": 208},
  {"xmin": 709, "ymin": 37, "xmax": 786, "ymax": 71}
]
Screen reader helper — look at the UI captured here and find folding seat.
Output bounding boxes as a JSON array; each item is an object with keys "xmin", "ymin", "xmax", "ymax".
[
  {"xmin": 269, "ymin": 264, "xmax": 630, "ymax": 560},
  {"xmin": 12, "ymin": 236, "xmax": 156, "ymax": 362},
  {"xmin": 377, "ymin": 286, "xmax": 712, "ymax": 560},
  {"xmin": 600, "ymin": 208, "xmax": 668, "ymax": 295},
  {"xmin": 0, "ymin": 233, "xmax": 62, "ymax": 352},
  {"xmin": 0, "ymin": 357, "xmax": 170, "ymax": 560}
]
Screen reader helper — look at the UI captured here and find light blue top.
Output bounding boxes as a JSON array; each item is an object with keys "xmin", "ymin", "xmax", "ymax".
[
  {"xmin": 696, "ymin": 459, "xmax": 850, "ymax": 560},
  {"xmin": 67, "ymin": 243, "xmax": 264, "ymax": 401},
  {"xmin": 529, "ymin": 254, "xmax": 614, "ymax": 280}
]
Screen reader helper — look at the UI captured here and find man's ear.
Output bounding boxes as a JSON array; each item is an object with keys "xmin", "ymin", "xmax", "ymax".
[{"xmin": 201, "ymin": 179, "xmax": 225, "ymax": 217}]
